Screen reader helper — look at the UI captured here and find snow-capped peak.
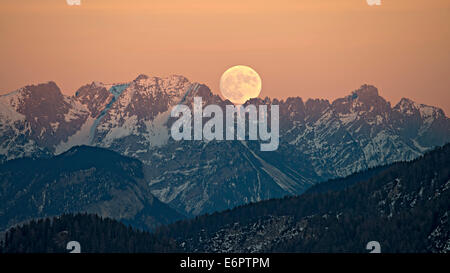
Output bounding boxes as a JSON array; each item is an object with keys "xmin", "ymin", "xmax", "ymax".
[{"xmin": 394, "ymin": 97, "xmax": 445, "ymax": 120}]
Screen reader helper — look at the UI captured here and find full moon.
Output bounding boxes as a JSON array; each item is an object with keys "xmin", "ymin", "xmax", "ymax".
[{"xmin": 220, "ymin": 65, "xmax": 262, "ymax": 105}]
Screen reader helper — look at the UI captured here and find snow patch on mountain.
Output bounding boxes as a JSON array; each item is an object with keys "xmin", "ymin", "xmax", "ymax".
[
  {"xmin": 102, "ymin": 114, "xmax": 139, "ymax": 145},
  {"xmin": 241, "ymin": 141, "xmax": 304, "ymax": 194},
  {"xmin": 0, "ymin": 93, "xmax": 26, "ymax": 122},
  {"xmin": 151, "ymin": 181, "xmax": 191, "ymax": 203},
  {"xmin": 54, "ymin": 117, "xmax": 95, "ymax": 155},
  {"xmin": 64, "ymin": 98, "xmax": 88, "ymax": 122},
  {"xmin": 143, "ymin": 110, "xmax": 171, "ymax": 147},
  {"xmin": 338, "ymin": 111, "xmax": 358, "ymax": 125},
  {"xmin": 89, "ymin": 83, "xmax": 129, "ymax": 144}
]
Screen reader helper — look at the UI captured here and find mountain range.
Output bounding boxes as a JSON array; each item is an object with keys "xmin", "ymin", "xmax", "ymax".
[
  {"xmin": 2, "ymin": 143, "xmax": 448, "ymax": 253},
  {"xmin": 0, "ymin": 75, "xmax": 449, "ymax": 216}
]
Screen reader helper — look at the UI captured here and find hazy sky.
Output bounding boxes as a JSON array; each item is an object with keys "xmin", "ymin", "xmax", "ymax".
[{"xmin": 1, "ymin": 0, "xmax": 449, "ymax": 114}]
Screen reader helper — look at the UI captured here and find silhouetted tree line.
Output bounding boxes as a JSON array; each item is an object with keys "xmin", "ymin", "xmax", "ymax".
[{"xmin": 0, "ymin": 213, "xmax": 179, "ymax": 253}]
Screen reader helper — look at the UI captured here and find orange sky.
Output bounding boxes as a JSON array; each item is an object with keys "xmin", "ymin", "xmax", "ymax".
[{"xmin": 1, "ymin": 0, "xmax": 449, "ymax": 114}]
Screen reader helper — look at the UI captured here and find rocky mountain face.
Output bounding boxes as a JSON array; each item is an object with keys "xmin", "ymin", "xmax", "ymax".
[
  {"xmin": 262, "ymin": 85, "xmax": 449, "ymax": 180},
  {"xmin": 162, "ymin": 144, "xmax": 450, "ymax": 253},
  {"xmin": 0, "ymin": 82, "xmax": 89, "ymax": 161},
  {"xmin": 0, "ymin": 145, "xmax": 184, "ymax": 231},
  {"xmin": 0, "ymin": 76, "xmax": 449, "ymax": 216}
]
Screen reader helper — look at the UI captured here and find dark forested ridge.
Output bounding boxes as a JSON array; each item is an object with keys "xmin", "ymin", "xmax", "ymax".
[
  {"xmin": 1, "ymin": 144, "xmax": 449, "ymax": 253},
  {"xmin": 304, "ymin": 164, "xmax": 391, "ymax": 195},
  {"xmin": 0, "ymin": 213, "xmax": 178, "ymax": 253}
]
